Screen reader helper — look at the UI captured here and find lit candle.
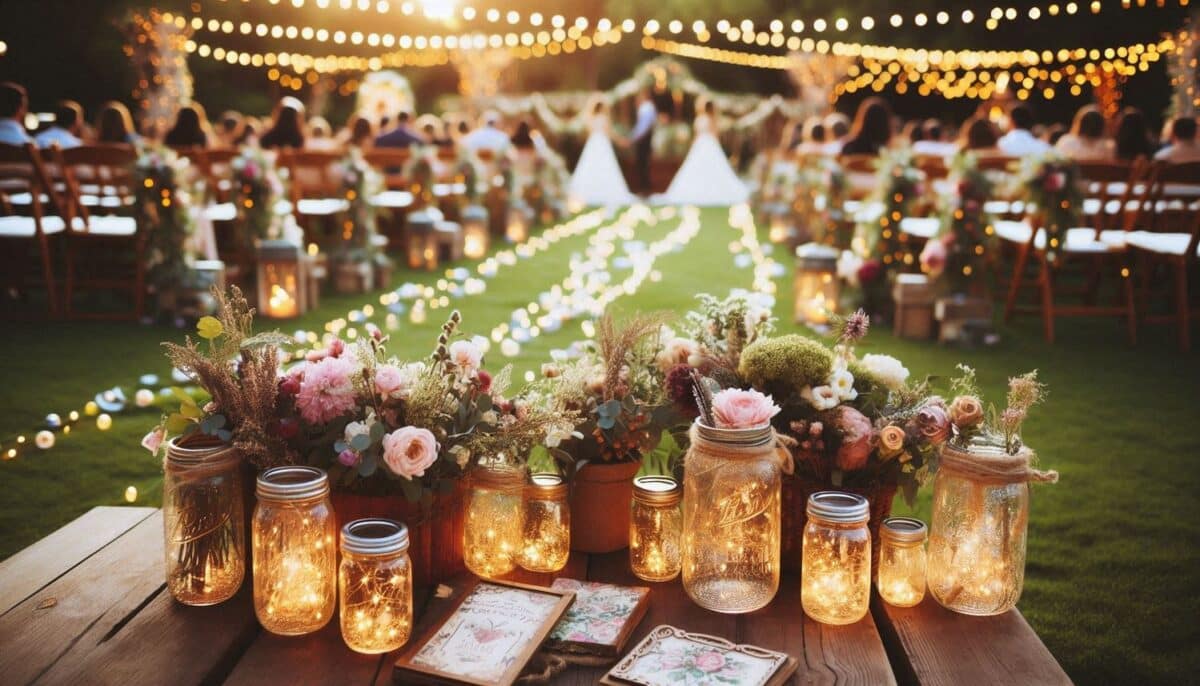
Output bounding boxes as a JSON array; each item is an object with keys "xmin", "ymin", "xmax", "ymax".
[
  {"xmin": 878, "ymin": 517, "xmax": 927, "ymax": 608},
  {"xmin": 630, "ymin": 476, "xmax": 682, "ymax": 582}
]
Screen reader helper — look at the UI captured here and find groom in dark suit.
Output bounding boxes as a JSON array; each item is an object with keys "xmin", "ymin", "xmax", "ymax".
[{"xmin": 629, "ymin": 88, "xmax": 658, "ymax": 195}]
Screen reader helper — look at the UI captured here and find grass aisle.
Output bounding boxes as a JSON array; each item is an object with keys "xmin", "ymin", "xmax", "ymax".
[{"xmin": 0, "ymin": 207, "xmax": 1196, "ymax": 683}]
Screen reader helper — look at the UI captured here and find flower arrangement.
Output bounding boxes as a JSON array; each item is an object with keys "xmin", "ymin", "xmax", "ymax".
[
  {"xmin": 943, "ymin": 364, "xmax": 1046, "ymax": 455},
  {"xmin": 923, "ymin": 153, "xmax": 997, "ymax": 294},
  {"xmin": 231, "ymin": 146, "xmax": 287, "ymax": 242},
  {"xmin": 855, "ymin": 148, "xmax": 923, "ymax": 271},
  {"xmin": 335, "ymin": 147, "xmax": 387, "ymax": 270},
  {"xmin": 134, "ymin": 145, "xmax": 199, "ymax": 292},
  {"xmin": 1015, "ymin": 152, "xmax": 1082, "ymax": 264}
]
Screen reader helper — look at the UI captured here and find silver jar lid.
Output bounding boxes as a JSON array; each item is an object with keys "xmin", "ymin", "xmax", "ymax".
[
  {"xmin": 256, "ymin": 465, "xmax": 329, "ymax": 502},
  {"xmin": 881, "ymin": 517, "xmax": 927, "ymax": 543},
  {"xmin": 693, "ymin": 419, "xmax": 774, "ymax": 448},
  {"xmin": 633, "ymin": 475, "xmax": 681, "ymax": 506},
  {"xmin": 341, "ymin": 518, "xmax": 410, "ymax": 556},
  {"xmin": 526, "ymin": 473, "xmax": 568, "ymax": 499},
  {"xmin": 806, "ymin": 491, "xmax": 870, "ymax": 524}
]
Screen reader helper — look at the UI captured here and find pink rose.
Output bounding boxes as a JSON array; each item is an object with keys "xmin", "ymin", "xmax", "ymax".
[
  {"xmin": 949, "ymin": 395, "xmax": 984, "ymax": 428},
  {"xmin": 448, "ymin": 340, "xmax": 482, "ymax": 374},
  {"xmin": 295, "ymin": 356, "xmax": 358, "ymax": 425},
  {"xmin": 694, "ymin": 651, "xmax": 726, "ymax": 673},
  {"xmin": 381, "ymin": 426, "xmax": 438, "ymax": 480},
  {"xmin": 920, "ymin": 237, "xmax": 947, "ymax": 278},
  {"xmin": 375, "ymin": 364, "xmax": 407, "ymax": 400},
  {"xmin": 833, "ymin": 405, "xmax": 874, "ymax": 471},
  {"xmin": 711, "ymin": 388, "xmax": 780, "ymax": 429},
  {"xmin": 914, "ymin": 403, "xmax": 951, "ymax": 445}
]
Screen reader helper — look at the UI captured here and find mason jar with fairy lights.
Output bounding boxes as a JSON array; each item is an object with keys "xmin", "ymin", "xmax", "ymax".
[
  {"xmin": 518, "ymin": 473, "xmax": 570, "ymax": 573},
  {"xmin": 877, "ymin": 517, "xmax": 928, "ymax": 608},
  {"xmin": 252, "ymin": 466, "xmax": 338, "ymax": 636},
  {"xmin": 339, "ymin": 518, "xmax": 413, "ymax": 654},
  {"xmin": 630, "ymin": 475, "xmax": 682, "ymax": 582},
  {"xmin": 801, "ymin": 491, "xmax": 872, "ymax": 625},
  {"xmin": 463, "ymin": 462, "xmax": 525, "ymax": 578}
]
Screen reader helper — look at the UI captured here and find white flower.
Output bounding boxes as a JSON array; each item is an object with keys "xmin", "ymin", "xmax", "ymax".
[
  {"xmin": 545, "ymin": 426, "xmax": 584, "ymax": 448},
  {"xmin": 343, "ymin": 409, "xmax": 377, "ymax": 444},
  {"xmin": 830, "ymin": 369, "xmax": 858, "ymax": 402},
  {"xmin": 802, "ymin": 385, "xmax": 840, "ymax": 411},
  {"xmin": 448, "ymin": 340, "xmax": 483, "ymax": 374},
  {"xmin": 861, "ymin": 354, "xmax": 910, "ymax": 391},
  {"xmin": 655, "ymin": 337, "xmax": 700, "ymax": 372}
]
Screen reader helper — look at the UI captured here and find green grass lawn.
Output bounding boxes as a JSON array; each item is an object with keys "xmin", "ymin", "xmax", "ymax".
[{"xmin": 0, "ymin": 207, "xmax": 1197, "ymax": 684}]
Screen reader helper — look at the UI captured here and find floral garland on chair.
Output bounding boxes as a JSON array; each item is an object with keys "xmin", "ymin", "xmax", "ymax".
[
  {"xmin": 231, "ymin": 146, "xmax": 287, "ymax": 243},
  {"xmin": 335, "ymin": 148, "xmax": 388, "ymax": 271},
  {"xmin": 1015, "ymin": 153, "xmax": 1082, "ymax": 265},
  {"xmin": 134, "ymin": 145, "xmax": 199, "ymax": 293},
  {"xmin": 921, "ymin": 153, "xmax": 997, "ymax": 294},
  {"xmin": 855, "ymin": 148, "xmax": 923, "ymax": 272}
]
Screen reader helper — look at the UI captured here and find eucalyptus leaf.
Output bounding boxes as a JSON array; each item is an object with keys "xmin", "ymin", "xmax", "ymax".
[
  {"xmin": 350, "ymin": 433, "xmax": 371, "ymax": 451},
  {"xmin": 369, "ymin": 421, "xmax": 385, "ymax": 442},
  {"xmin": 358, "ymin": 452, "xmax": 378, "ymax": 477},
  {"xmin": 216, "ymin": 429, "xmax": 232, "ymax": 442}
]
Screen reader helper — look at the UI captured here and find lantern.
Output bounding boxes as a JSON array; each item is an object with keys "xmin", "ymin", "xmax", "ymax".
[
  {"xmin": 506, "ymin": 203, "xmax": 532, "ymax": 244},
  {"xmin": 405, "ymin": 210, "xmax": 437, "ymax": 271},
  {"xmin": 767, "ymin": 203, "xmax": 795, "ymax": 245},
  {"xmin": 878, "ymin": 517, "xmax": 927, "ymax": 608},
  {"xmin": 518, "ymin": 474, "xmax": 570, "ymax": 573},
  {"xmin": 339, "ymin": 519, "xmax": 413, "ymax": 654},
  {"xmin": 256, "ymin": 240, "xmax": 307, "ymax": 319},
  {"xmin": 801, "ymin": 492, "xmax": 871, "ymax": 625},
  {"xmin": 793, "ymin": 243, "xmax": 839, "ymax": 326},
  {"xmin": 463, "ymin": 463, "xmax": 525, "ymax": 578},
  {"xmin": 461, "ymin": 204, "xmax": 490, "ymax": 260},
  {"xmin": 630, "ymin": 476, "xmax": 682, "ymax": 582}
]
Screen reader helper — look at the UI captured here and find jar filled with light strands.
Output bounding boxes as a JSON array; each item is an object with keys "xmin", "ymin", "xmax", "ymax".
[
  {"xmin": 801, "ymin": 491, "xmax": 872, "ymax": 625},
  {"xmin": 518, "ymin": 473, "xmax": 570, "ymax": 573},
  {"xmin": 681, "ymin": 421, "xmax": 789, "ymax": 613},
  {"xmin": 339, "ymin": 518, "xmax": 413, "ymax": 654},
  {"xmin": 927, "ymin": 442, "xmax": 1057, "ymax": 616},
  {"xmin": 463, "ymin": 462, "xmax": 526, "ymax": 578},
  {"xmin": 630, "ymin": 475, "xmax": 682, "ymax": 582},
  {"xmin": 252, "ymin": 466, "xmax": 338, "ymax": 635},
  {"xmin": 162, "ymin": 436, "xmax": 245, "ymax": 606},
  {"xmin": 877, "ymin": 517, "xmax": 928, "ymax": 608}
]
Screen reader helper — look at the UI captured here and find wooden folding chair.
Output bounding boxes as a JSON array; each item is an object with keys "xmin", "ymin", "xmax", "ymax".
[
  {"xmin": 0, "ymin": 143, "xmax": 66, "ymax": 317},
  {"xmin": 54, "ymin": 144, "xmax": 146, "ymax": 320},
  {"xmin": 364, "ymin": 148, "xmax": 415, "ymax": 251}
]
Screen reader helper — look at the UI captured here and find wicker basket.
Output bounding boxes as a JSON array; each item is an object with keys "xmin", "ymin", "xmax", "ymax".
[{"xmin": 782, "ymin": 472, "xmax": 897, "ymax": 573}]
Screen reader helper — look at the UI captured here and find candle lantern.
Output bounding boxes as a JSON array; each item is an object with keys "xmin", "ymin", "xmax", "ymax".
[
  {"xmin": 506, "ymin": 202, "xmax": 532, "ymax": 243},
  {"xmin": 630, "ymin": 475, "xmax": 682, "ymax": 582},
  {"xmin": 252, "ymin": 466, "xmax": 337, "ymax": 636},
  {"xmin": 463, "ymin": 462, "xmax": 525, "ymax": 578},
  {"xmin": 767, "ymin": 203, "xmax": 795, "ymax": 245},
  {"xmin": 162, "ymin": 437, "xmax": 244, "ymax": 606},
  {"xmin": 461, "ymin": 204, "xmax": 490, "ymax": 260},
  {"xmin": 801, "ymin": 492, "xmax": 871, "ymax": 625},
  {"xmin": 927, "ymin": 443, "xmax": 1036, "ymax": 616},
  {"xmin": 433, "ymin": 222, "xmax": 464, "ymax": 264},
  {"xmin": 878, "ymin": 517, "xmax": 927, "ymax": 608},
  {"xmin": 405, "ymin": 210, "xmax": 437, "ymax": 271},
  {"xmin": 793, "ymin": 243, "xmax": 839, "ymax": 325},
  {"xmin": 339, "ymin": 519, "xmax": 413, "ymax": 654},
  {"xmin": 518, "ymin": 474, "xmax": 570, "ymax": 573},
  {"xmin": 256, "ymin": 239, "xmax": 308, "ymax": 318},
  {"xmin": 681, "ymin": 421, "xmax": 783, "ymax": 613}
]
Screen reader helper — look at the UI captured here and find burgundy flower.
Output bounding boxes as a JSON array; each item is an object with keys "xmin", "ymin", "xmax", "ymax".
[
  {"xmin": 857, "ymin": 259, "xmax": 883, "ymax": 284},
  {"xmin": 914, "ymin": 404, "xmax": 951, "ymax": 444},
  {"xmin": 664, "ymin": 364, "xmax": 700, "ymax": 417},
  {"xmin": 832, "ymin": 406, "xmax": 874, "ymax": 471},
  {"xmin": 476, "ymin": 369, "xmax": 492, "ymax": 393}
]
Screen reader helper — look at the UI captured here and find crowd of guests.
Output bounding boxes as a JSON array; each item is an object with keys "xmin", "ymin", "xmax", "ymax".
[{"xmin": 782, "ymin": 95, "xmax": 1200, "ymax": 165}]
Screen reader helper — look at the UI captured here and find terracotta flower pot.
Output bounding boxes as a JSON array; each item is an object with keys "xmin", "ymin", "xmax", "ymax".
[{"xmin": 569, "ymin": 460, "xmax": 643, "ymax": 553}]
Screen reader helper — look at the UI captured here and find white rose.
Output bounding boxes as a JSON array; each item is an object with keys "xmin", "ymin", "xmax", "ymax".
[
  {"xmin": 861, "ymin": 354, "xmax": 910, "ymax": 391},
  {"xmin": 801, "ymin": 385, "xmax": 840, "ymax": 411}
]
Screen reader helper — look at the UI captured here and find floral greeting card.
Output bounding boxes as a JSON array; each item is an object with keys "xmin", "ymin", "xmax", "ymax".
[
  {"xmin": 545, "ymin": 579, "xmax": 649, "ymax": 656},
  {"xmin": 605, "ymin": 626, "xmax": 792, "ymax": 686}
]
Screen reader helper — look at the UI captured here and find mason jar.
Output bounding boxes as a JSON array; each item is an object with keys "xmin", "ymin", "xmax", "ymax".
[
  {"xmin": 681, "ymin": 421, "xmax": 783, "ymax": 613},
  {"xmin": 339, "ymin": 518, "xmax": 413, "ymax": 654},
  {"xmin": 162, "ymin": 436, "xmax": 245, "ymax": 606},
  {"xmin": 463, "ymin": 462, "xmax": 525, "ymax": 578},
  {"xmin": 630, "ymin": 475, "xmax": 682, "ymax": 582},
  {"xmin": 927, "ymin": 443, "xmax": 1032, "ymax": 616},
  {"xmin": 518, "ymin": 473, "xmax": 570, "ymax": 573},
  {"xmin": 878, "ymin": 516, "xmax": 928, "ymax": 608},
  {"xmin": 801, "ymin": 491, "xmax": 871, "ymax": 625},
  {"xmin": 252, "ymin": 466, "xmax": 338, "ymax": 636}
]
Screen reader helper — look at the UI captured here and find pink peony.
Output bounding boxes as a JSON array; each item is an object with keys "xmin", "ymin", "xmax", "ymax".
[
  {"xmin": 711, "ymin": 388, "xmax": 780, "ymax": 429},
  {"xmin": 381, "ymin": 426, "xmax": 438, "ymax": 480},
  {"xmin": 920, "ymin": 236, "xmax": 948, "ymax": 278},
  {"xmin": 375, "ymin": 364, "xmax": 407, "ymax": 400},
  {"xmin": 295, "ymin": 356, "xmax": 358, "ymax": 425},
  {"xmin": 832, "ymin": 405, "xmax": 874, "ymax": 471},
  {"xmin": 694, "ymin": 652, "xmax": 727, "ymax": 673}
]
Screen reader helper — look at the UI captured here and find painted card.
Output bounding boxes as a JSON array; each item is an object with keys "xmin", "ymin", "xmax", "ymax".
[
  {"xmin": 546, "ymin": 578, "xmax": 649, "ymax": 651},
  {"xmin": 608, "ymin": 626, "xmax": 788, "ymax": 686}
]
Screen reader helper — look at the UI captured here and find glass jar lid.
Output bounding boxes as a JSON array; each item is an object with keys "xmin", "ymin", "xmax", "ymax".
[
  {"xmin": 633, "ymin": 475, "xmax": 681, "ymax": 506},
  {"xmin": 881, "ymin": 517, "xmax": 927, "ymax": 543},
  {"xmin": 526, "ymin": 473, "xmax": 568, "ymax": 499},
  {"xmin": 806, "ymin": 491, "xmax": 870, "ymax": 524},
  {"xmin": 256, "ymin": 465, "xmax": 329, "ymax": 502},
  {"xmin": 341, "ymin": 518, "xmax": 410, "ymax": 556}
]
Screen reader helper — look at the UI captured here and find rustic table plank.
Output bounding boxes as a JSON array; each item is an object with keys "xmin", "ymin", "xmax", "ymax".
[
  {"xmin": 740, "ymin": 577, "xmax": 896, "ymax": 686},
  {"xmin": 0, "ymin": 506, "xmax": 156, "ymax": 615},
  {"xmin": 872, "ymin": 595, "xmax": 1072, "ymax": 686},
  {"xmin": 224, "ymin": 618, "xmax": 384, "ymax": 686},
  {"xmin": 0, "ymin": 510, "xmax": 164, "ymax": 686}
]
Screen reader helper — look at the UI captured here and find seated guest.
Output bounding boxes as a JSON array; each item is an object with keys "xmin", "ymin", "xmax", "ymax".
[
  {"xmin": 997, "ymin": 104, "xmax": 1050, "ymax": 156},
  {"xmin": 216, "ymin": 110, "xmax": 244, "ymax": 147},
  {"xmin": 164, "ymin": 103, "xmax": 211, "ymax": 148},
  {"xmin": 343, "ymin": 113, "xmax": 375, "ymax": 150},
  {"xmin": 416, "ymin": 114, "xmax": 450, "ymax": 147},
  {"xmin": 1044, "ymin": 123, "xmax": 1067, "ymax": 146},
  {"xmin": 912, "ymin": 118, "xmax": 958, "ymax": 157},
  {"xmin": 1113, "ymin": 107, "xmax": 1155, "ymax": 161},
  {"xmin": 461, "ymin": 111, "xmax": 510, "ymax": 154},
  {"xmin": 259, "ymin": 98, "xmax": 306, "ymax": 150},
  {"xmin": 1154, "ymin": 116, "xmax": 1200, "ymax": 163},
  {"xmin": 237, "ymin": 117, "xmax": 261, "ymax": 146},
  {"xmin": 840, "ymin": 97, "xmax": 893, "ymax": 156},
  {"xmin": 510, "ymin": 120, "xmax": 536, "ymax": 151},
  {"xmin": 374, "ymin": 111, "xmax": 423, "ymax": 148},
  {"xmin": 0, "ymin": 82, "xmax": 33, "ymax": 146},
  {"xmin": 958, "ymin": 116, "xmax": 1000, "ymax": 154},
  {"xmin": 794, "ymin": 117, "xmax": 827, "ymax": 155},
  {"xmin": 1055, "ymin": 105, "xmax": 1113, "ymax": 161},
  {"xmin": 35, "ymin": 99, "xmax": 84, "ymax": 149},
  {"xmin": 96, "ymin": 101, "xmax": 140, "ymax": 144},
  {"xmin": 901, "ymin": 120, "xmax": 924, "ymax": 146},
  {"xmin": 305, "ymin": 116, "xmax": 340, "ymax": 151},
  {"xmin": 822, "ymin": 112, "xmax": 850, "ymax": 154}
]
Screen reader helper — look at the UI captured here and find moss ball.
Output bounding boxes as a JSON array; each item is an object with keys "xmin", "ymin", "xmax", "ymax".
[{"xmin": 739, "ymin": 335, "xmax": 834, "ymax": 397}]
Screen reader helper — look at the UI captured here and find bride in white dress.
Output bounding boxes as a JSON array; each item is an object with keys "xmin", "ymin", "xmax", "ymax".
[
  {"xmin": 661, "ymin": 99, "xmax": 749, "ymax": 206},
  {"xmin": 568, "ymin": 99, "xmax": 635, "ymax": 207}
]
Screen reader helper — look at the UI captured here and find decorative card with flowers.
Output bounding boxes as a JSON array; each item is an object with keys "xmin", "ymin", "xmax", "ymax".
[
  {"xmin": 545, "ymin": 579, "xmax": 649, "ymax": 656},
  {"xmin": 607, "ymin": 626, "xmax": 790, "ymax": 686}
]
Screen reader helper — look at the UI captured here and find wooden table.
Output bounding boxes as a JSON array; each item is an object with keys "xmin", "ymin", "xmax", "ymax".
[{"xmin": 0, "ymin": 507, "xmax": 1072, "ymax": 685}]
